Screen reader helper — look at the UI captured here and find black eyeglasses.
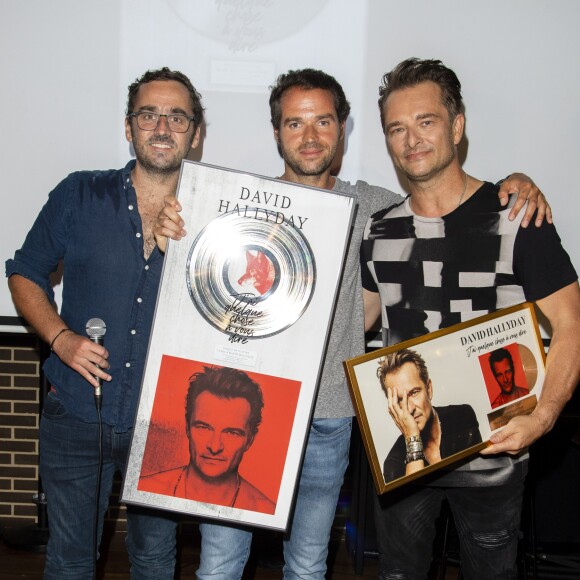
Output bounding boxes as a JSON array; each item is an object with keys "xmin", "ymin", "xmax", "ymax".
[{"xmin": 128, "ymin": 111, "xmax": 194, "ymax": 133}]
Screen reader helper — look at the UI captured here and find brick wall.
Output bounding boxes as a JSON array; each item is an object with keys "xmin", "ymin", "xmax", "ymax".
[
  {"xmin": 0, "ymin": 333, "xmax": 127, "ymax": 533},
  {"xmin": 0, "ymin": 333, "xmax": 41, "ymax": 526}
]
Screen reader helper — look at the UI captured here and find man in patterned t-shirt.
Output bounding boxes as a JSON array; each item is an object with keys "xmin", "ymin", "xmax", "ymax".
[
  {"xmin": 362, "ymin": 58, "xmax": 580, "ymax": 579},
  {"xmin": 154, "ymin": 68, "xmax": 551, "ymax": 579}
]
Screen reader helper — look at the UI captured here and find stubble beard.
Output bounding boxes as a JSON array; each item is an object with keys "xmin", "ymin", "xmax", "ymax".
[
  {"xmin": 133, "ymin": 130, "xmax": 193, "ymax": 178},
  {"xmin": 396, "ymin": 133, "xmax": 457, "ymax": 184},
  {"xmin": 280, "ymin": 140, "xmax": 337, "ymax": 178}
]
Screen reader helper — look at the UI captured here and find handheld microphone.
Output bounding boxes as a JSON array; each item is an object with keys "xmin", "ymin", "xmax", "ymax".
[{"xmin": 86, "ymin": 318, "xmax": 107, "ymax": 410}]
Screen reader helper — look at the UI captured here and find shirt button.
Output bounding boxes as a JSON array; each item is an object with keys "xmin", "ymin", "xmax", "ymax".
[
  {"xmin": 125, "ymin": 362, "xmax": 131, "ymax": 368},
  {"xmin": 144, "ymin": 265, "xmax": 149, "ymax": 271},
  {"xmin": 136, "ymin": 232, "xmax": 141, "ymax": 238},
  {"xmin": 131, "ymin": 329, "xmax": 136, "ymax": 335},
  {"xmin": 128, "ymin": 204, "xmax": 134, "ymax": 210},
  {"xmin": 137, "ymin": 297, "xmax": 142, "ymax": 303}
]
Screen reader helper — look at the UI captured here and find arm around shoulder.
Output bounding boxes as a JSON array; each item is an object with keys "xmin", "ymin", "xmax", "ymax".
[{"xmin": 497, "ymin": 172, "xmax": 552, "ymax": 227}]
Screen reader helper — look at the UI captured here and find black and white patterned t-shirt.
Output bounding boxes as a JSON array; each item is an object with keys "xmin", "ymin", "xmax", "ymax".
[
  {"xmin": 361, "ymin": 182, "xmax": 576, "ymax": 347},
  {"xmin": 361, "ymin": 182, "xmax": 577, "ymax": 485}
]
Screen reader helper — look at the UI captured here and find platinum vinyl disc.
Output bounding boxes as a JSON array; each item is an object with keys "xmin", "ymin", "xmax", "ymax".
[{"xmin": 186, "ymin": 209, "xmax": 316, "ymax": 339}]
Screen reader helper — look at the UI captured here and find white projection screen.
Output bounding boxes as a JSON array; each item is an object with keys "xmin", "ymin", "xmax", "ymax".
[{"xmin": 1, "ymin": 0, "xmax": 579, "ymax": 329}]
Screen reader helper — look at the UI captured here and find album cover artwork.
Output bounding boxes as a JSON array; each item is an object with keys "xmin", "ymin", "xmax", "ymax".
[{"xmin": 123, "ymin": 161, "xmax": 355, "ymax": 530}]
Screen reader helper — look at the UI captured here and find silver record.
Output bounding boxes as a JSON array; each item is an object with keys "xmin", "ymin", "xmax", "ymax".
[{"xmin": 186, "ymin": 209, "xmax": 316, "ymax": 338}]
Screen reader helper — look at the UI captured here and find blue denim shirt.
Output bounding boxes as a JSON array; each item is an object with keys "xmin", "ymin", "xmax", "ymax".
[{"xmin": 6, "ymin": 161, "xmax": 163, "ymax": 430}]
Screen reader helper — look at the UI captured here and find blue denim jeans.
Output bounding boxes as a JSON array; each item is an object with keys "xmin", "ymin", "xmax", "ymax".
[
  {"xmin": 374, "ymin": 475, "xmax": 525, "ymax": 580},
  {"xmin": 197, "ymin": 417, "xmax": 352, "ymax": 579},
  {"xmin": 39, "ymin": 391, "xmax": 178, "ymax": 580}
]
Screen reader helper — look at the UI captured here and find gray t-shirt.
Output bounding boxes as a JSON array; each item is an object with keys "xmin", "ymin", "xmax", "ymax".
[{"xmin": 313, "ymin": 178, "xmax": 402, "ymax": 418}]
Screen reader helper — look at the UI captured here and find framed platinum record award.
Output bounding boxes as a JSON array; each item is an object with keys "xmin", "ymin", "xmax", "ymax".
[{"xmin": 122, "ymin": 160, "xmax": 356, "ymax": 530}]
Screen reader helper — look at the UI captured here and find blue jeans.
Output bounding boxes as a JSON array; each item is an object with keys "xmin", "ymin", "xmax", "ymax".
[
  {"xmin": 374, "ymin": 475, "xmax": 525, "ymax": 580},
  {"xmin": 197, "ymin": 417, "xmax": 352, "ymax": 579},
  {"xmin": 40, "ymin": 391, "xmax": 178, "ymax": 580}
]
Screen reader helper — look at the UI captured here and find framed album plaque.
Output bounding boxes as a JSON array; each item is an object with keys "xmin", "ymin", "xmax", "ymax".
[
  {"xmin": 122, "ymin": 160, "xmax": 355, "ymax": 530},
  {"xmin": 344, "ymin": 303, "xmax": 546, "ymax": 494}
]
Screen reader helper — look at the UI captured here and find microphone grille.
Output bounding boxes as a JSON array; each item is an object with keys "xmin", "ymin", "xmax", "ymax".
[{"xmin": 86, "ymin": 318, "xmax": 107, "ymax": 338}]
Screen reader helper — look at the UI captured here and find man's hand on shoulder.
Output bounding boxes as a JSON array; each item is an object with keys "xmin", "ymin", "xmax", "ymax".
[
  {"xmin": 497, "ymin": 172, "xmax": 552, "ymax": 228},
  {"xmin": 153, "ymin": 194, "xmax": 187, "ymax": 254},
  {"xmin": 52, "ymin": 331, "xmax": 111, "ymax": 389}
]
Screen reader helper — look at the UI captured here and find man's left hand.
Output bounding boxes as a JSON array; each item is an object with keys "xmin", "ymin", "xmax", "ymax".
[
  {"xmin": 480, "ymin": 413, "xmax": 548, "ymax": 455},
  {"xmin": 153, "ymin": 194, "xmax": 186, "ymax": 254},
  {"xmin": 498, "ymin": 172, "xmax": 552, "ymax": 228}
]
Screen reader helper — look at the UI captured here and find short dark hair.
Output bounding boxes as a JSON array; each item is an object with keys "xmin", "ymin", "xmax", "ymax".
[
  {"xmin": 126, "ymin": 67, "xmax": 205, "ymax": 130},
  {"xmin": 185, "ymin": 366, "xmax": 264, "ymax": 438},
  {"xmin": 378, "ymin": 58, "xmax": 464, "ymax": 130},
  {"xmin": 269, "ymin": 68, "xmax": 350, "ymax": 130},
  {"xmin": 377, "ymin": 349, "xmax": 430, "ymax": 396},
  {"xmin": 488, "ymin": 348, "xmax": 514, "ymax": 374}
]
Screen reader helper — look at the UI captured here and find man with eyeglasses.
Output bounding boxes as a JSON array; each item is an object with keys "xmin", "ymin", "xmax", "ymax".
[{"xmin": 6, "ymin": 67, "xmax": 202, "ymax": 579}]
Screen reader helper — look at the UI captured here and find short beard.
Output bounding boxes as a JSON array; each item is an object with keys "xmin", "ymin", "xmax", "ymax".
[
  {"xmin": 132, "ymin": 129, "xmax": 193, "ymax": 178},
  {"xmin": 279, "ymin": 141, "xmax": 336, "ymax": 177},
  {"xmin": 138, "ymin": 155, "xmax": 183, "ymax": 177},
  {"xmin": 396, "ymin": 129, "xmax": 457, "ymax": 183}
]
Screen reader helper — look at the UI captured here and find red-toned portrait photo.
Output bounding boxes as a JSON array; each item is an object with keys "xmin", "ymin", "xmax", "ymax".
[
  {"xmin": 479, "ymin": 343, "xmax": 534, "ymax": 409},
  {"xmin": 138, "ymin": 356, "xmax": 301, "ymax": 514}
]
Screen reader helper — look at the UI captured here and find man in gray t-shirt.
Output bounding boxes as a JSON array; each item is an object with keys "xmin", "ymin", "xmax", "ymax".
[{"xmin": 154, "ymin": 68, "xmax": 548, "ymax": 579}]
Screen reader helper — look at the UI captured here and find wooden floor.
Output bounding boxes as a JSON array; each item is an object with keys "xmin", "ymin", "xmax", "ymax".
[
  {"xmin": 0, "ymin": 522, "xmax": 467, "ymax": 579},
  {"xmin": 0, "ymin": 524, "xmax": 384, "ymax": 580},
  {"xmin": 9, "ymin": 521, "xmax": 568, "ymax": 579}
]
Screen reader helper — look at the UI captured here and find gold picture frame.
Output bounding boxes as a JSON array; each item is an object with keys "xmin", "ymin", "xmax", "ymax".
[{"xmin": 344, "ymin": 302, "xmax": 545, "ymax": 494}]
